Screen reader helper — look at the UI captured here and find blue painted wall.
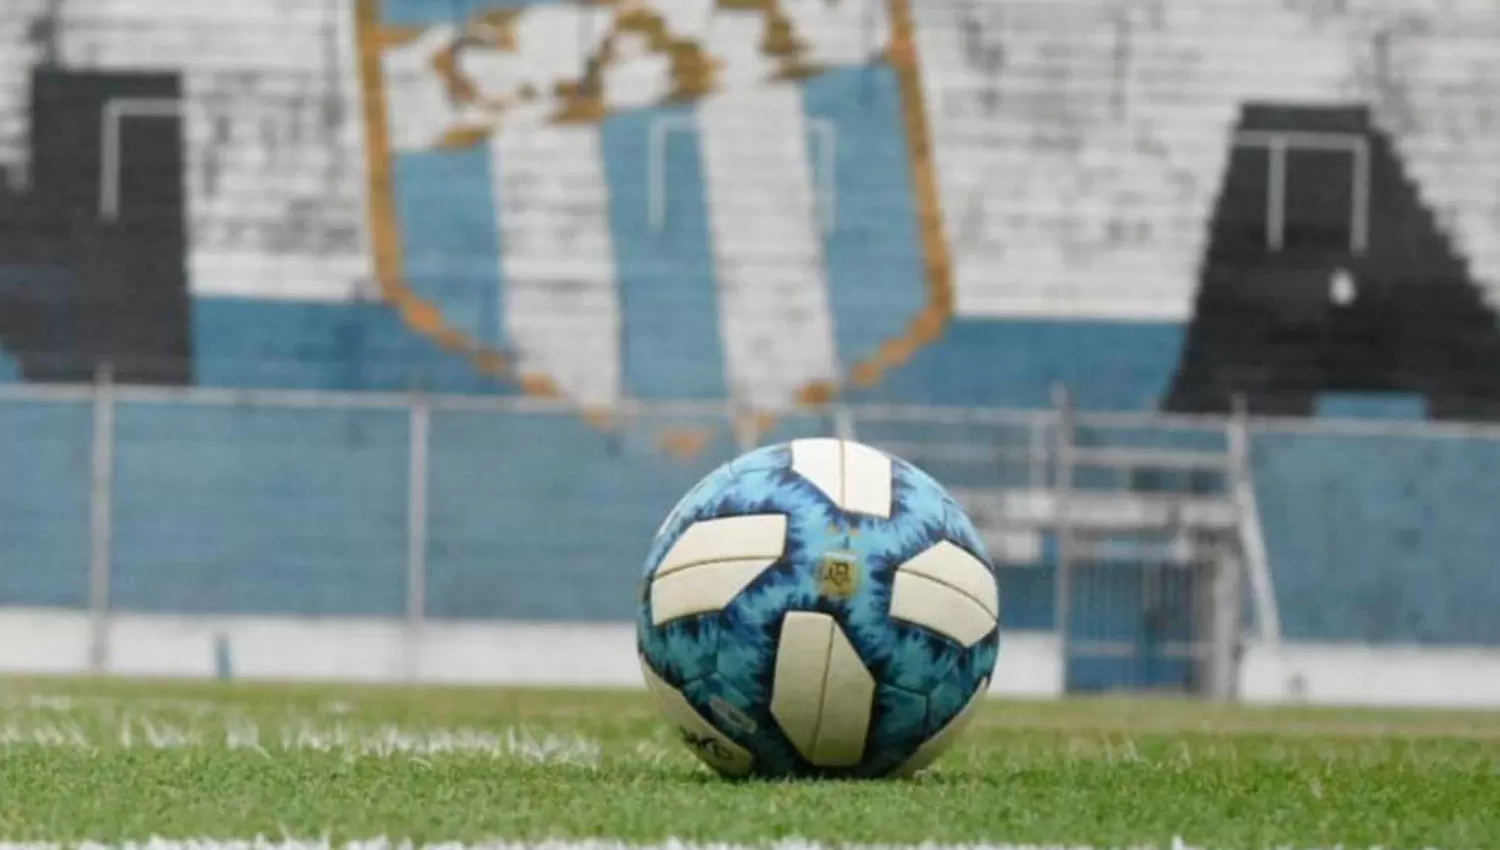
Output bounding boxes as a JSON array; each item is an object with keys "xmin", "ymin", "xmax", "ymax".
[
  {"xmin": 392, "ymin": 146, "xmax": 508, "ymax": 355},
  {"xmin": 0, "ymin": 399, "xmax": 92, "ymax": 608},
  {"xmin": 0, "ymin": 400, "xmax": 730, "ymax": 621},
  {"xmin": 3, "ymin": 395, "xmax": 1497, "ymax": 647},
  {"xmin": 425, "ymin": 410, "xmax": 731, "ymax": 619},
  {"xmin": 1253, "ymin": 432, "xmax": 1500, "ymax": 645},
  {"xmin": 602, "ymin": 103, "xmax": 727, "ymax": 401},
  {"xmin": 193, "ymin": 298, "xmax": 511, "ymax": 394},
  {"xmin": 847, "ymin": 319, "xmax": 1187, "ymax": 411},
  {"xmin": 806, "ymin": 65, "xmax": 926, "ymax": 372},
  {"xmin": 107, "ymin": 403, "xmax": 411, "ymax": 616}
]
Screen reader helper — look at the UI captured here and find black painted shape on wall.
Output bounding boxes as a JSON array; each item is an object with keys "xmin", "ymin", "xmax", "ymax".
[
  {"xmin": 0, "ymin": 69, "xmax": 191, "ymax": 384},
  {"xmin": 1163, "ymin": 103, "xmax": 1500, "ymax": 421}
]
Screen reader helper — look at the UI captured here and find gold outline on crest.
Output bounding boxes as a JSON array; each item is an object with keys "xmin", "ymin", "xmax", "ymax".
[{"xmin": 354, "ymin": 0, "xmax": 540, "ymax": 391}]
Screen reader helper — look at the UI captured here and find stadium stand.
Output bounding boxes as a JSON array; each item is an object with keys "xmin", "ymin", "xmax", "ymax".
[{"xmin": 1, "ymin": 0, "xmax": 1499, "ymax": 693}]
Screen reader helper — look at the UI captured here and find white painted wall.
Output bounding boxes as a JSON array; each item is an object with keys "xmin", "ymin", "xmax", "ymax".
[
  {"xmin": 0, "ymin": 608, "xmax": 1054, "ymax": 696},
  {"xmin": 6, "ymin": 608, "xmax": 1500, "ymax": 708},
  {"xmin": 915, "ymin": 0, "xmax": 1500, "ymax": 321},
  {"xmin": 492, "ymin": 121, "xmax": 623, "ymax": 407},
  {"xmin": 1239, "ymin": 641, "xmax": 1500, "ymax": 710},
  {"xmin": 0, "ymin": 0, "xmax": 374, "ymax": 301}
]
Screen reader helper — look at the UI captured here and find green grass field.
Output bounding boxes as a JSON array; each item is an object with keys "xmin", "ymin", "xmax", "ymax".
[{"xmin": 2, "ymin": 678, "xmax": 1497, "ymax": 850}]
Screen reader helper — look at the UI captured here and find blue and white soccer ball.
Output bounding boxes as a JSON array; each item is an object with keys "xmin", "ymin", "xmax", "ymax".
[{"xmin": 637, "ymin": 437, "xmax": 1000, "ymax": 779}]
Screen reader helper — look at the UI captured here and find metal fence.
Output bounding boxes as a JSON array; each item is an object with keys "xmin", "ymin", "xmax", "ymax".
[{"xmin": 4, "ymin": 375, "xmax": 1500, "ymax": 691}]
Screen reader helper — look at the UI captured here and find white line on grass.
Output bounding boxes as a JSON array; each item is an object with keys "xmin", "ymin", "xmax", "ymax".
[
  {"xmin": 0, "ymin": 716, "xmax": 601, "ymax": 765},
  {"xmin": 0, "ymin": 837, "xmax": 1452, "ymax": 850},
  {"xmin": 0, "ymin": 694, "xmax": 223, "ymax": 713}
]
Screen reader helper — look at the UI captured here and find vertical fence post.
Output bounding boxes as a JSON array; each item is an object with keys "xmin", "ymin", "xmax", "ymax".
[
  {"xmin": 1205, "ymin": 397, "xmax": 1255, "ymax": 702},
  {"xmin": 832, "ymin": 405, "xmax": 857, "ymax": 441},
  {"xmin": 1205, "ymin": 530, "xmax": 1244, "ymax": 703},
  {"xmin": 1050, "ymin": 383, "xmax": 1076, "ymax": 693},
  {"xmin": 1228, "ymin": 394, "xmax": 1281, "ymax": 655},
  {"xmin": 730, "ymin": 399, "xmax": 759, "ymax": 453},
  {"xmin": 404, "ymin": 392, "xmax": 431, "ymax": 683},
  {"xmin": 1028, "ymin": 416, "xmax": 1048, "ymax": 488},
  {"xmin": 87, "ymin": 362, "xmax": 116, "ymax": 675}
]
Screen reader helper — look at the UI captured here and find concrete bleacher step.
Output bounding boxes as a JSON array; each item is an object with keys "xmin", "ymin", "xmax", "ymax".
[
  {"xmin": 0, "ymin": 0, "xmax": 372, "ymax": 301},
  {"xmin": 913, "ymin": 0, "xmax": 1500, "ymax": 320},
  {"xmin": 492, "ymin": 122, "xmax": 621, "ymax": 407},
  {"xmin": 695, "ymin": 85, "xmax": 837, "ymax": 408},
  {"xmin": 0, "ymin": 3, "xmax": 42, "ymax": 176}
]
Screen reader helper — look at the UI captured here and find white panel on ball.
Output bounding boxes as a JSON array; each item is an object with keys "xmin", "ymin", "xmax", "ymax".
[
  {"xmin": 840, "ymin": 440, "xmax": 893, "ymax": 519},
  {"xmin": 890, "ymin": 572, "xmax": 995, "ymax": 647},
  {"xmin": 899, "ymin": 541, "xmax": 999, "ymax": 617},
  {"xmin": 640, "ymin": 656, "xmax": 755, "ymax": 776},
  {"xmin": 770, "ymin": 611, "xmax": 876, "ymax": 767},
  {"xmin": 790, "ymin": 438, "xmax": 893, "ymax": 518},
  {"xmin": 893, "ymin": 676, "xmax": 989, "ymax": 777},
  {"xmin": 889, "ymin": 541, "xmax": 998, "ymax": 648},
  {"xmin": 790, "ymin": 439, "xmax": 844, "ymax": 508},
  {"xmin": 655, "ymin": 514, "xmax": 787, "ymax": 575},
  {"xmin": 651, "ymin": 557, "xmax": 780, "ymax": 626}
]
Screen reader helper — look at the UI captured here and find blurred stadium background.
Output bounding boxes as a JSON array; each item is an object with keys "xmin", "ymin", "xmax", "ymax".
[{"xmin": 0, "ymin": 0, "xmax": 1498, "ymax": 708}]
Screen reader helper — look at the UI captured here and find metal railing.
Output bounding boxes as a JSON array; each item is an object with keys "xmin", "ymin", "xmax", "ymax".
[{"xmin": 3, "ymin": 372, "xmax": 1499, "ymax": 685}]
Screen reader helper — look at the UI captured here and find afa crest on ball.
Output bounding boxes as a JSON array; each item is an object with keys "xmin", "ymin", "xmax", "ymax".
[{"xmin": 637, "ymin": 438, "xmax": 1001, "ymax": 779}]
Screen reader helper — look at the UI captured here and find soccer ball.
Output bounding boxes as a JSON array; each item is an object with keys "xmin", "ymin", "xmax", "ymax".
[{"xmin": 636, "ymin": 437, "xmax": 1000, "ymax": 779}]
